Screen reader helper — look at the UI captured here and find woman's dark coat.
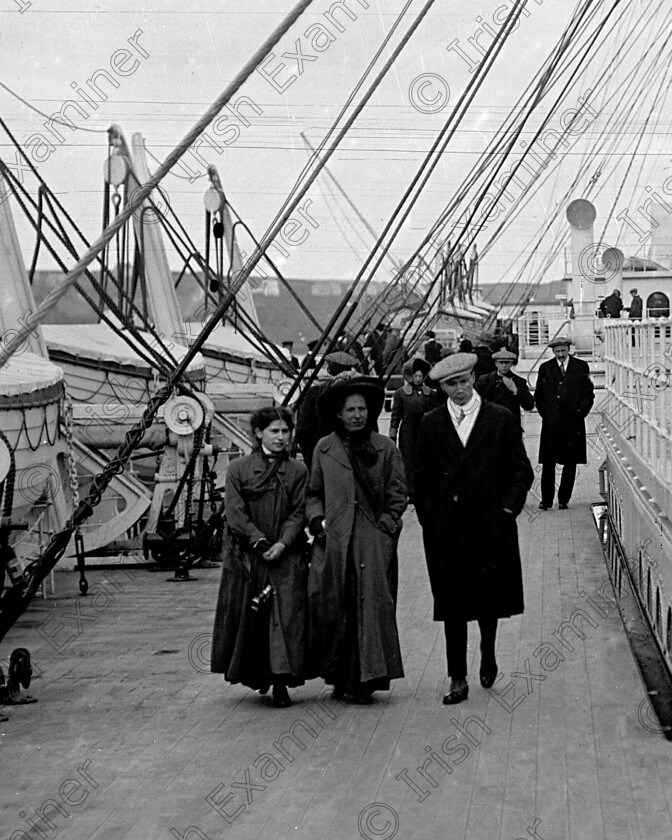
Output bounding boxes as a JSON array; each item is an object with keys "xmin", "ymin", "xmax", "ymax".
[
  {"xmin": 389, "ymin": 383, "xmax": 438, "ymax": 494},
  {"xmin": 211, "ymin": 451, "xmax": 308, "ymax": 688},
  {"xmin": 306, "ymin": 432, "xmax": 407, "ymax": 685},
  {"xmin": 414, "ymin": 401, "xmax": 533, "ymax": 622},
  {"xmin": 534, "ymin": 355, "xmax": 594, "ymax": 465}
]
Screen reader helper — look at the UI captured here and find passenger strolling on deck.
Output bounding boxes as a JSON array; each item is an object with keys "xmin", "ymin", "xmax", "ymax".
[
  {"xmin": 389, "ymin": 357, "xmax": 438, "ymax": 502},
  {"xmin": 210, "ymin": 407, "xmax": 309, "ymax": 709},
  {"xmin": 306, "ymin": 374, "xmax": 407, "ymax": 704},
  {"xmin": 534, "ymin": 335, "xmax": 595, "ymax": 511},
  {"xmin": 414, "ymin": 353, "xmax": 533, "ymax": 705},
  {"xmin": 474, "ymin": 347, "xmax": 535, "ymax": 432}
]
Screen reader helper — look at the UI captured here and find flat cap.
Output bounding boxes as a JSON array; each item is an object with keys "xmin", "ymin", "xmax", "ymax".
[
  {"xmin": 547, "ymin": 336, "xmax": 572, "ymax": 348},
  {"xmin": 492, "ymin": 348, "xmax": 518, "ymax": 361},
  {"xmin": 429, "ymin": 352, "xmax": 477, "ymax": 382},
  {"xmin": 324, "ymin": 351, "xmax": 358, "ymax": 368}
]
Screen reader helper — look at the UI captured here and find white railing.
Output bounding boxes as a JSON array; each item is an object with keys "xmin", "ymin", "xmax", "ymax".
[
  {"xmin": 602, "ymin": 319, "xmax": 672, "ymax": 488},
  {"xmin": 518, "ymin": 314, "xmax": 550, "ymax": 348}
]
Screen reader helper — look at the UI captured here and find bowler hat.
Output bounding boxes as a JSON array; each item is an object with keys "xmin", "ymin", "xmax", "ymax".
[
  {"xmin": 429, "ymin": 352, "xmax": 477, "ymax": 382},
  {"xmin": 547, "ymin": 336, "xmax": 572, "ymax": 348},
  {"xmin": 491, "ymin": 348, "xmax": 518, "ymax": 361},
  {"xmin": 317, "ymin": 373, "xmax": 385, "ymax": 422}
]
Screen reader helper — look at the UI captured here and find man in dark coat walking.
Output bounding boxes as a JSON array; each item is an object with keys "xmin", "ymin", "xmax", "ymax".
[
  {"xmin": 534, "ymin": 335, "xmax": 594, "ymax": 510},
  {"xmin": 415, "ymin": 353, "xmax": 533, "ymax": 705},
  {"xmin": 475, "ymin": 348, "xmax": 535, "ymax": 431}
]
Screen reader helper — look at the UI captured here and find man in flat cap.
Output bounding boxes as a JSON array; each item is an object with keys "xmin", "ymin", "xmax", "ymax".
[
  {"xmin": 295, "ymin": 351, "xmax": 359, "ymax": 470},
  {"xmin": 626, "ymin": 288, "xmax": 643, "ymax": 321},
  {"xmin": 534, "ymin": 336, "xmax": 594, "ymax": 510},
  {"xmin": 475, "ymin": 348, "xmax": 534, "ymax": 432},
  {"xmin": 414, "ymin": 353, "xmax": 533, "ymax": 705}
]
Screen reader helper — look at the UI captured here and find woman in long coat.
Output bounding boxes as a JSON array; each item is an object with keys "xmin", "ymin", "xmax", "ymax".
[
  {"xmin": 306, "ymin": 374, "xmax": 407, "ymax": 703},
  {"xmin": 389, "ymin": 357, "xmax": 437, "ymax": 500},
  {"xmin": 211, "ymin": 406, "xmax": 308, "ymax": 708}
]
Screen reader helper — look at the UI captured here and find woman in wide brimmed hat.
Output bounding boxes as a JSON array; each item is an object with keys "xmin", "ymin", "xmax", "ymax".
[
  {"xmin": 211, "ymin": 406, "xmax": 309, "ymax": 708},
  {"xmin": 389, "ymin": 357, "xmax": 438, "ymax": 501},
  {"xmin": 306, "ymin": 374, "xmax": 407, "ymax": 703}
]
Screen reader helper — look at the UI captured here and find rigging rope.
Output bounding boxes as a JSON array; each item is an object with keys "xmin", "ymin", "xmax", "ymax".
[{"xmin": 0, "ymin": 0, "xmax": 317, "ymax": 371}]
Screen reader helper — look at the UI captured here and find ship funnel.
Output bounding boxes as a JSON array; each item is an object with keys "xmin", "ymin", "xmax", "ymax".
[
  {"xmin": 601, "ymin": 247, "xmax": 624, "ymax": 297},
  {"xmin": 566, "ymin": 199, "xmax": 597, "ymax": 315}
]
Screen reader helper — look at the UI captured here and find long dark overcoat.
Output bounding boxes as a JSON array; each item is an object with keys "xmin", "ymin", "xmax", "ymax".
[
  {"xmin": 534, "ymin": 355, "xmax": 594, "ymax": 465},
  {"xmin": 474, "ymin": 370, "xmax": 535, "ymax": 429},
  {"xmin": 389, "ymin": 383, "xmax": 438, "ymax": 495},
  {"xmin": 306, "ymin": 432, "xmax": 407, "ymax": 684},
  {"xmin": 211, "ymin": 451, "xmax": 308, "ymax": 689},
  {"xmin": 414, "ymin": 402, "xmax": 533, "ymax": 622}
]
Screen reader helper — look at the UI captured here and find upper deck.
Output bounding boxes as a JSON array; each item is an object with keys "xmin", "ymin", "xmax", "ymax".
[{"xmin": 1, "ymin": 412, "xmax": 671, "ymax": 840}]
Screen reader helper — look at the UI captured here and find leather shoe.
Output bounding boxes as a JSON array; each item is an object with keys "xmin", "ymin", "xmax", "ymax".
[
  {"xmin": 559, "ymin": 502, "xmax": 568, "ymax": 510},
  {"xmin": 272, "ymin": 684, "xmax": 292, "ymax": 708},
  {"xmin": 538, "ymin": 502, "xmax": 551, "ymax": 510},
  {"xmin": 480, "ymin": 660, "xmax": 498, "ymax": 689},
  {"xmin": 352, "ymin": 688, "xmax": 374, "ymax": 705},
  {"xmin": 442, "ymin": 683, "xmax": 469, "ymax": 705}
]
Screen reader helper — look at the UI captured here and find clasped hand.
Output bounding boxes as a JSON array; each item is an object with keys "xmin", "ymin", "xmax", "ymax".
[{"xmin": 262, "ymin": 541, "xmax": 285, "ymax": 562}]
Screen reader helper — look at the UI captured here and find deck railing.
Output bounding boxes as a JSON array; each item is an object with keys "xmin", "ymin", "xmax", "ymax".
[{"xmin": 602, "ymin": 319, "xmax": 672, "ymax": 488}]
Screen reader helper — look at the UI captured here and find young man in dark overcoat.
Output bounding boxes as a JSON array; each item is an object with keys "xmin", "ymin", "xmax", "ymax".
[
  {"xmin": 474, "ymin": 347, "xmax": 534, "ymax": 432},
  {"xmin": 534, "ymin": 335, "xmax": 595, "ymax": 510},
  {"xmin": 414, "ymin": 353, "xmax": 533, "ymax": 705}
]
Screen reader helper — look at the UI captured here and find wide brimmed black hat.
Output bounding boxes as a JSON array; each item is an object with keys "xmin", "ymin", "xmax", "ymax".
[
  {"xmin": 411, "ymin": 357, "xmax": 431, "ymax": 376},
  {"xmin": 317, "ymin": 373, "xmax": 385, "ymax": 423}
]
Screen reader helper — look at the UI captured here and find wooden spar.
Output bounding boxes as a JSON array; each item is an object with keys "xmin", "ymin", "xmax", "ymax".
[{"xmin": 0, "ymin": 0, "xmax": 315, "ymax": 369}]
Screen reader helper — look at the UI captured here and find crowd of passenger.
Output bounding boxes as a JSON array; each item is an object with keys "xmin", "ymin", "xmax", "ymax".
[{"xmin": 211, "ymin": 327, "xmax": 594, "ymax": 709}]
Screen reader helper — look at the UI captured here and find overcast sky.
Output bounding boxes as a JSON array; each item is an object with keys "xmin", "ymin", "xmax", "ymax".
[{"xmin": 1, "ymin": 0, "xmax": 670, "ymax": 287}]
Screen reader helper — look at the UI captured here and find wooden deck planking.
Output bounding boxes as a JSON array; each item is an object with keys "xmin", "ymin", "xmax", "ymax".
[{"xmin": 3, "ymin": 416, "xmax": 672, "ymax": 839}]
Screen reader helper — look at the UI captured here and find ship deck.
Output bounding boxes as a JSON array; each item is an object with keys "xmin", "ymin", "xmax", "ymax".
[{"xmin": 2, "ymin": 414, "xmax": 671, "ymax": 840}]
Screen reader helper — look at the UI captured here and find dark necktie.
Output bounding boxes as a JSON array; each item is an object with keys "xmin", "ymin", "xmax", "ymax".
[{"xmin": 559, "ymin": 362, "xmax": 565, "ymax": 380}]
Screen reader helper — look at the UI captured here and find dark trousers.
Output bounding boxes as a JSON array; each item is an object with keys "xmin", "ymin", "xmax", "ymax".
[
  {"xmin": 541, "ymin": 462, "xmax": 577, "ymax": 506},
  {"xmin": 443, "ymin": 617, "xmax": 498, "ymax": 679}
]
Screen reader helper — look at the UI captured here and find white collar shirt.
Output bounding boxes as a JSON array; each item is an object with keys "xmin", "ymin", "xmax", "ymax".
[
  {"xmin": 557, "ymin": 357, "xmax": 567, "ymax": 374},
  {"xmin": 447, "ymin": 392, "xmax": 481, "ymax": 445}
]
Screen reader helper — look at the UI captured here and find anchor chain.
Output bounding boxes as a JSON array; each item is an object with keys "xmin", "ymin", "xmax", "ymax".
[{"xmin": 62, "ymin": 387, "xmax": 88, "ymax": 595}]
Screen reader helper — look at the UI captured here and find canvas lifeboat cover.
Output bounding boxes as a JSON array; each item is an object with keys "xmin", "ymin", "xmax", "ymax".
[
  {"xmin": 0, "ymin": 351, "xmax": 63, "ymax": 400},
  {"xmin": 42, "ymin": 322, "xmax": 206, "ymax": 375}
]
